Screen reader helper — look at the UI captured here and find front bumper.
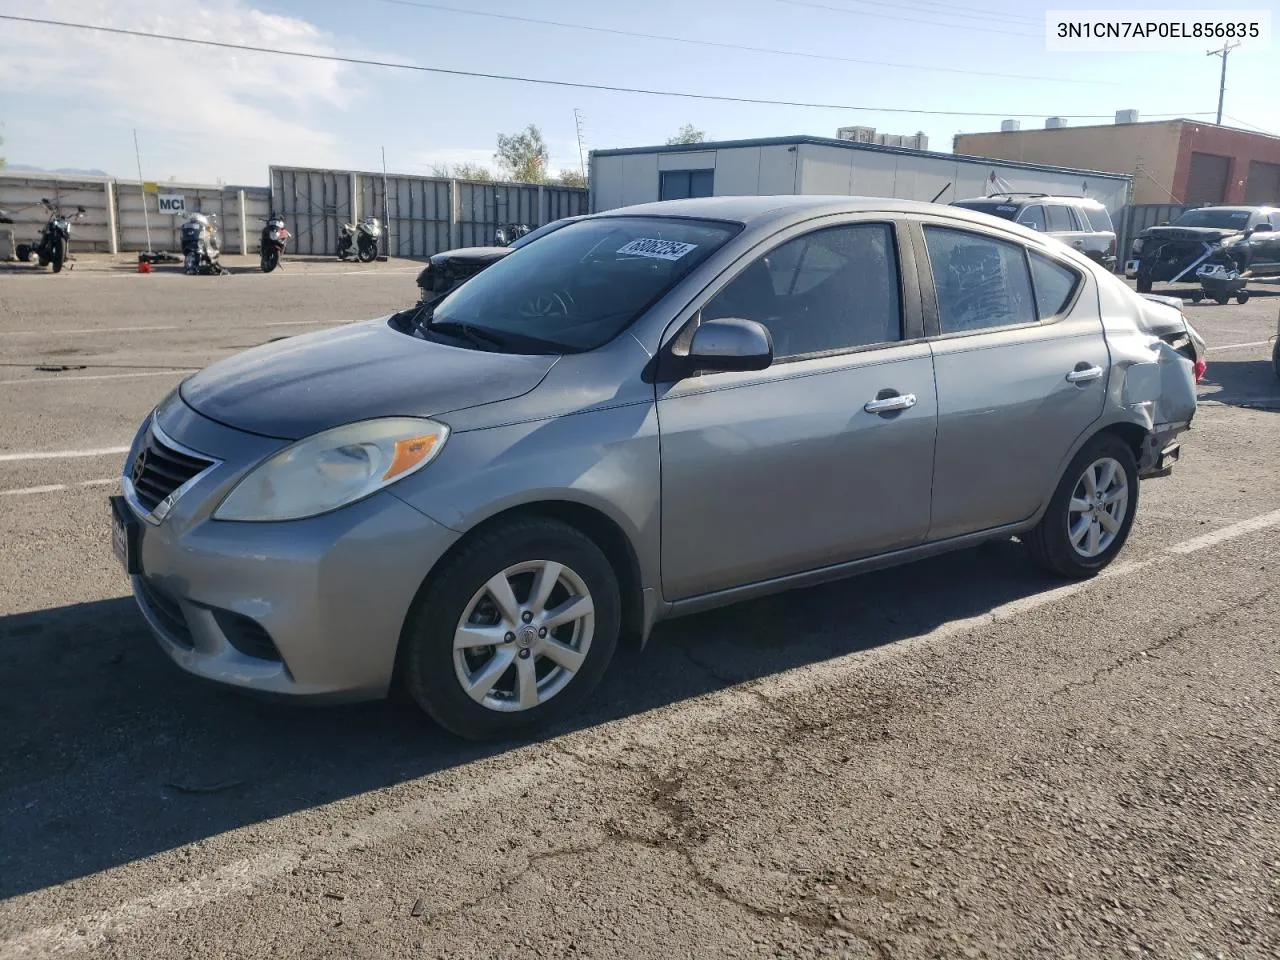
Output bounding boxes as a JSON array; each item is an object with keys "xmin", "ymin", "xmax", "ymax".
[{"xmin": 122, "ymin": 402, "xmax": 460, "ymax": 701}]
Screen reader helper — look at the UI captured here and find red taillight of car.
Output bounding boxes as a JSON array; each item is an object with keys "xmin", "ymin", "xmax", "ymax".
[{"xmin": 1194, "ymin": 358, "xmax": 1207, "ymax": 383}]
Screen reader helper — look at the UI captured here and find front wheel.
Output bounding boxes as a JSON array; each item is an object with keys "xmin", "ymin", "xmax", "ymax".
[
  {"xmin": 260, "ymin": 247, "xmax": 278, "ymax": 273},
  {"xmin": 50, "ymin": 238, "xmax": 67, "ymax": 273},
  {"xmin": 357, "ymin": 241, "xmax": 377, "ymax": 263},
  {"xmin": 399, "ymin": 518, "xmax": 621, "ymax": 740},
  {"xmin": 1236, "ymin": 291, "xmax": 1250, "ymax": 305},
  {"xmin": 1025, "ymin": 434, "xmax": 1139, "ymax": 579},
  {"xmin": 184, "ymin": 252, "xmax": 198, "ymax": 275}
]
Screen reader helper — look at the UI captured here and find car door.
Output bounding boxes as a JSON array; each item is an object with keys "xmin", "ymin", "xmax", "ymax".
[
  {"xmin": 1250, "ymin": 211, "xmax": 1280, "ymax": 270},
  {"xmin": 916, "ymin": 220, "xmax": 1108, "ymax": 541},
  {"xmin": 655, "ymin": 218, "xmax": 937, "ymax": 601}
]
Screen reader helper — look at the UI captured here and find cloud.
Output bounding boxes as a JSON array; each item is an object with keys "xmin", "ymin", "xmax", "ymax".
[{"xmin": 0, "ymin": 0, "xmax": 362, "ymax": 179}]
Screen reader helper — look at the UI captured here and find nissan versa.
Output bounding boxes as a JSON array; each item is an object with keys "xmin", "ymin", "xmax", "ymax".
[{"xmin": 112, "ymin": 197, "xmax": 1201, "ymax": 740}]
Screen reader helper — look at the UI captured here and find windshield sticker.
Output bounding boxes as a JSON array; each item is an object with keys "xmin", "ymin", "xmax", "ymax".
[
  {"xmin": 616, "ymin": 238, "xmax": 698, "ymax": 261},
  {"xmin": 996, "ymin": 205, "xmax": 1018, "ymax": 212}
]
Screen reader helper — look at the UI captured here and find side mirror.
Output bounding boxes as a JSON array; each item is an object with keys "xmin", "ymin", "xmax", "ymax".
[
  {"xmin": 684, "ymin": 317, "xmax": 773, "ymax": 374},
  {"xmin": 1248, "ymin": 222, "xmax": 1272, "ymax": 234}
]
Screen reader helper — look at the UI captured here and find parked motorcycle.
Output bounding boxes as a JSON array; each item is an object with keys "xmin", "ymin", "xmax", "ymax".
[
  {"xmin": 259, "ymin": 215, "xmax": 291, "ymax": 273},
  {"xmin": 337, "ymin": 216, "xmax": 382, "ymax": 262},
  {"xmin": 15, "ymin": 199, "xmax": 85, "ymax": 273},
  {"xmin": 493, "ymin": 222, "xmax": 531, "ymax": 246},
  {"xmin": 180, "ymin": 212, "xmax": 224, "ymax": 275}
]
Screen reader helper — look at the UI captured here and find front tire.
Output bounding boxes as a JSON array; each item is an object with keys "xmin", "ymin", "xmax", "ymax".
[
  {"xmin": 357, "ymin": 242, "xmax": 377, "ymax": 263},
  {"xmin": 260, "ymin": 247, "xmax": 278, "ymax": 273},
  {"xmin": 1026, "ymin": 434, "xmax": 1139, "ymax": 579},
  {"xmin": 50, "ymin": 238, "xmax": 67, "ymax": 273},
  {"xmin": 399, "ymin": 518, "xmax": 621, "ymax": 740}
]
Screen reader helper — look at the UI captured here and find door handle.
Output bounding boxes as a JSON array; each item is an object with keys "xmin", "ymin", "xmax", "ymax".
[
  {"xmin": 864, "ymin": 393, "xmax": 917, "ymax": 413},
  {"xmin": 1066, "ymin": 365, "xmax": 1104, "ymax": 384}
]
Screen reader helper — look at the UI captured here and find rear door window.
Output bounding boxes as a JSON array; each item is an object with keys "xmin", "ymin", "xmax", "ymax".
[
  {"xmin": 923, "ymin": 226, "xmax": 1036, "ymax": 333},
  {"xmin": 1016, "ymin": 205, "xmax": 1047, "ymax": 232},
  {"xmin": 1046, "ymin": 205, "xmax": 1075, "ymax": 232},
  {"xmin": 1029, "ymin": 253, "xmax": 1080, "ymax": 318}
]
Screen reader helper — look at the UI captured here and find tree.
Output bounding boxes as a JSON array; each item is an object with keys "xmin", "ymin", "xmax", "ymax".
[
  {"xmin": 666, "ymin": 124, "xmax": 706, "ymax": 145},
  {"xmin": 556, "ymin": 169, "xmax": 587, "ymax": 188},
  {"xmin": 430, "ymin": 161, "xmax": 494, "ymax": 181},
  {"xmin": 495, "ymin": 124, "xmax": 549, "ymax": 183}
]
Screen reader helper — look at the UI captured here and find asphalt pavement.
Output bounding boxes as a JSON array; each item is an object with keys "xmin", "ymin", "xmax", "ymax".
[{"xmin": 1, "ymin": 256, "xmax": 1278, "ymax": 959}]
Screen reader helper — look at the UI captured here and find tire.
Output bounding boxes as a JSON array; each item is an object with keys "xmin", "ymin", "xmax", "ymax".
[
  {"xmin": 1272, "ymin": 339, "xmax": 1280, "ymax": 381},
  {"xmin": 399, "ymin": 517, "xmax": 621, "ymax": 740},
  {"xmin": 184, "ymin": 252, "xmax": 197, "ymax": 275},
  {"xmin": 1025, "ymin": 434, "xmax": 1139, "ymax": 579},
  {"xmin": 1236, "ymin": 291, "xmax": 1250, "ymax": 304},
  {"xmin": 357, "ymin": 242, "xmax": 377, "ymax": 263},
  {"xmin": 15, "ymin": 244, "xmax": 31, "ymax": 262},
  {"xmin": 50, "ymin": 238, "xmax": 67, "ymax": 273},
  {"xmin": 261, "ymin": 248, "xmax": 278, "ymax": 273},
  {"xmin": 1136, "ymin": 278, "xmax": 1152, "ymax": 294},
  {"xmin": 1215, "ymin": 293, "xmax": 1231, "ymax": 306},
  {"xmin": 1188, "ymin": 293, "xmax": 1203, "ymax": 303}
]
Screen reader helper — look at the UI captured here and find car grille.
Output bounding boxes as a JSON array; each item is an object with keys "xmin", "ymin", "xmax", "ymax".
[
  {"xmin": 137, "ymin": 577, "xmax": 194, "ymax": 649},
  {"xmin": 129, "ymin": 425, "xmax": 214, "ymax": 513}
]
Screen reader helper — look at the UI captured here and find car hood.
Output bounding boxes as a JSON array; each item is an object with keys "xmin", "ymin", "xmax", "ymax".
[
  {"xmin": 432, "ymin": 247, "xmax": 511, "ymax": 266},
  {"xmin": 1140, "ymin": 225, "xmax": 1242, "ymax": 243},
  {"xmin": 179, "ymin": 318, "xmax": 558, "ymax": 440}
]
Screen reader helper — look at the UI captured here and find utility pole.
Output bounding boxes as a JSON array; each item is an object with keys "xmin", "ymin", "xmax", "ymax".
[
  {"xmin": 1206, "ymin": 41, "xmax": 1240, "ymax": 125},
  {"xmin": 573, "ymin": 108, "xmax": 587, "ymax": 180},
  {"xmin": 132, "ymin": 128, "xmax": 153, "ymax": 255}
]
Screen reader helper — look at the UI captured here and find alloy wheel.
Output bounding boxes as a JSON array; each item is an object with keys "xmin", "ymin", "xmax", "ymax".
[{"xmin": 1067, "ymin": 456, "xmax": 1129, "ymax": 558}]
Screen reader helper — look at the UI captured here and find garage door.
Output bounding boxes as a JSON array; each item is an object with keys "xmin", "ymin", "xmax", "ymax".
[
  {"xmin": 1245, "ymin": 160, "xmax": 1280, "ymax": 205},
  {"xmin": 1184, "ymin": 152, "xmax": 1231, "ymax": 204}
]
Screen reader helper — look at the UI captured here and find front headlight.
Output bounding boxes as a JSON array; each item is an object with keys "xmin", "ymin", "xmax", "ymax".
[{"xmin": 214, "ymin": 417, "xmax": 449, "ymax": 522}]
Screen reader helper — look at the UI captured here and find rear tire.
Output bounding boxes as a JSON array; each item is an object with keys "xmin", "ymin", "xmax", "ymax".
[
  {"xmin": 1136, "ymin": 278, "xmax": 1152, "ymax": 294},
  {"xmin": 399, "ymin": 518, "xmax": 620, "ymax": 741},
  {"xmin": 1236, "ymin": 291, "xmax": 1250, "ymax": 304},
  {"xmin": 1025, "ymin": 434, "xmax": 1139, "ymax": 579}
]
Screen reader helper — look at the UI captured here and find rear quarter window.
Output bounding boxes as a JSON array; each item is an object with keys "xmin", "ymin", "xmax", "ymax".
[
  {"xmin": 1029, "ymin": 253, "xmax": 1081, "ymax": 319},
  {"xmin": 1081, "ymin": 205, "xmax": 1114, "ymax": 232}
]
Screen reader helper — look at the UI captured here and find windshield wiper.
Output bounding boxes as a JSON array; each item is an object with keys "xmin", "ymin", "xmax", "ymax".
[{"xmin": 427, "ymin": 319, "xmax": 510, "ymax": 350}]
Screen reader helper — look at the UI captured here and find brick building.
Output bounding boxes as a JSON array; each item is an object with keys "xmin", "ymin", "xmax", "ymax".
[{"xmin": 954, "ymin": 118, "xmax": 1280, "ymax": 207}]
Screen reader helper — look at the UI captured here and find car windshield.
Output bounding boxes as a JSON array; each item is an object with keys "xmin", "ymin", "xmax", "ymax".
[
  {"xmin": 1173, "ymin": 208, "xmax": 1253, "ymax": 229},
  {"xmin": 953, "ymin": 200, "xmax": 1022, "ymax": 221},
  {"xmin": 427, "ymin": 216, "xmax": 740, "ymax": 352},
  {"xmin": 508, "ymin": 219, "xmax": 573, "ymax": 249}
]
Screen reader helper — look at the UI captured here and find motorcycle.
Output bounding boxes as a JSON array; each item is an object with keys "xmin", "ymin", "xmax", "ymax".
[
  {"xmin": 259, "ymin": 214, "xmax": 291, "ymax": 273},
  {"xmin": 180, "ymin": 212, "xmax": 224, "ymax": 275},
  {"xmin": 337, "ymin": 216, "xmax": 381, "ymax": 262},
  {"xmin": 15, "ymin": 199, "xmax": 85, "ymax": 273},
  {"xmin": 493, "ymin": 222, "xmax": 531, "ymax": 246}
]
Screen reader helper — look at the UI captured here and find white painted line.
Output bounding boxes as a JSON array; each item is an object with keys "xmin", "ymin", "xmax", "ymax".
[
  {"xmin": 0, "ymin": 319, "xmax": 352, "ymax": 337},
  {"xmin": 0, "ymin": 447, "xmax": 130, "ymax": 463},
  {"xmin": 0, "ymin": 369, "xmax": 196, "ymax": 386},
  {"xmin": 0, "ymin": 478, "xmax": 118, "ymax": 497},
  {"xmin": 1205, "ymin": 339, "xmax": 1274, "ymax": 353},
  {"xmin": 3, "ymin": 503, "xmax": 1279, "ymax": 959}
]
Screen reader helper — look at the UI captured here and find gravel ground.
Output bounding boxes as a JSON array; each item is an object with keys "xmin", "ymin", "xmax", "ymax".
[{"xmin": 1, "ymin": 261, "xmax": 1278, "ymax": 959}]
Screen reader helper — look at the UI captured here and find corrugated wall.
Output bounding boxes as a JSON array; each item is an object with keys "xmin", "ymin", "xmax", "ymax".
[
  {"xmin": 0, "ymin": 172, "xmax": 270, "ymax": 254},
  {"xmin": 270, "ymin": 166, "xmax": 588, "ymax": 257}
]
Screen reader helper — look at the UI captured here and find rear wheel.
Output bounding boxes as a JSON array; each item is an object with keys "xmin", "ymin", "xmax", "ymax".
[
  {"xmin": 1236, "ymin": 291, "xmax": 1250, "ymax": 304},
  {"xmin": 1026, "ymin": 434, "xmax": 1138, "ymax": 579},
  {"xmin": 399, "ymin": 518, "xmax": 620, "ymax": 740},
  {"xmin": 1136, "ymin": 278, "xmax": 1152, "ymax": 294}
]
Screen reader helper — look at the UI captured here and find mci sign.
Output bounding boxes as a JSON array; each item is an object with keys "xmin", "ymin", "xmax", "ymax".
[{"xmin": 157, "ymin": 194, "xmax": 186, "ymax": 215}]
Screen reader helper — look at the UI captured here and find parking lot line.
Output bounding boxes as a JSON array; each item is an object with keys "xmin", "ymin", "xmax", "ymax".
[
  {"xmin": 0, "ymin": 320, "xmax": 349, "ymax": 337},
  {"xmin": 0, "ymin": 447, "xmax": 130, "ymax": 462},
  {"xmin": 1205, "ymin": 339, "xmax": 1274, "ymax": 352},
  {"xmin": 0, "ymin": 370, "xmax": 196, "ymax": 386},
  {"xmin": 3, "ymin": 501, "xmax": 1279, "ymax": 960},
  {"xmin": 0, "ymin": 478, "xmax": 117, "ymax": 497}
]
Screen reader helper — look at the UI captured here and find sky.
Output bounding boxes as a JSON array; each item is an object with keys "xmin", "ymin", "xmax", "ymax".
[{"xmin": 0, "ymin": 0, "xmax": 1274, "ymax": 185}]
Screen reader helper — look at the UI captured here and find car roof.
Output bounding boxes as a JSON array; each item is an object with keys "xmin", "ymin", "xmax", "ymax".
[
  {"xmin": 1184, "ymin": 205, "xmax": 1275, "ymax": 214},
  {"xmin": 591, "ymin": 195, "xmax": 1020, "ymax": 231},
  {"xmin": 955, "ymin": 195, "xmax": 1104, "ymax": 207}
]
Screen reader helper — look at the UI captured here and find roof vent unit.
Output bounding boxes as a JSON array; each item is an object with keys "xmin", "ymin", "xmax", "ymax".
[
  {"xmin": 1045, "ymin": 117, "xmax": 1068, "ymax": 129},
  {"xmin": 1000, "ymin": 119, "xmax": 1021, "ymax": 132},
  {"xmin": 1115, "ymin": 109, "xmax": 1139, "ymax": 124}
]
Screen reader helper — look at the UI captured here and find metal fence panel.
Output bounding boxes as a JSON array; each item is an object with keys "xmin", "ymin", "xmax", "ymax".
[
  {"xmin": 116, "ymin": 182, "xmax": 269, "ymax": 254},
  {"xmin": 0, "ymin": 173, "xmax": 114, "ymax": 253},
  {"xmin": 270, "ymin": 167, "xmax": 353, "ymax": 256}
]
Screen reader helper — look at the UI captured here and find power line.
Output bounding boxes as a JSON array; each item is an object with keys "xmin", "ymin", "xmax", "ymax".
[
  {"xmin": 2, "ymin": 15, "xmax": 1183, "ymax": 120},
  {"xmin": 1223, "ymin": 114, "xmax": 1278, "ymax": 136},
  {"xmin": 771, "ymin": 0, "xmax": 1039, "ymax": 38},
  {"xmin": 368, "ymin": 0, "xmax": 1095, "ymax": 84}
]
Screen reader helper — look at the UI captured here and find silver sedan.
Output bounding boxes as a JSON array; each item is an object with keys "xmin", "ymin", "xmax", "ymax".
[{"xmin": 111, "ymin": 196, "xmax": 1200, "ymax": 739}]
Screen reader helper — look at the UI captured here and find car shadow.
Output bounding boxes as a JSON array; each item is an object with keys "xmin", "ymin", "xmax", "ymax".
[
  {"xmin": 0, "ymin": 538, "xmax": 1064, "ymax": 900},
  {"xmin": 1199, "ymin": 358, "xmax": 1279, "ymax": 411}
]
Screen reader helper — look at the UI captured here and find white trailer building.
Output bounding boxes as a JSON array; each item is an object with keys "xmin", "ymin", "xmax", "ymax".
[{"xmin": 589, "ymin": 135, "xmax": 1132, "ymax": 215}]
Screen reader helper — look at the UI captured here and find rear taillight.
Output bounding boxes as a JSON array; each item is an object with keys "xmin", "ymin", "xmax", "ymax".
[{"xmin": 1194, "ymin": 358, "xmax": 1207, "ymax": 383}]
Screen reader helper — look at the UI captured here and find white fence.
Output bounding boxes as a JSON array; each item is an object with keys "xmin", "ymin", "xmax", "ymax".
[{"xmin": 0, "ymin": 171, "xmax": 270, "ymax": 255}]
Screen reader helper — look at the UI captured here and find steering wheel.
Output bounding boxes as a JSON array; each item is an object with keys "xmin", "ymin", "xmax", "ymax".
[{"xmin": 517, "ymin": 289, "xmax": 574, "ymax": 318}]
